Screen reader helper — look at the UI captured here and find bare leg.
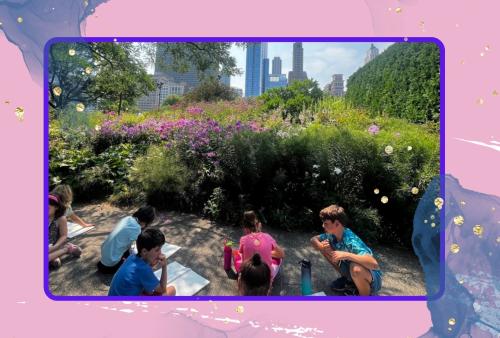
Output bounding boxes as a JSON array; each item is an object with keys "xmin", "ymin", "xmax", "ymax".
[
  {"xmin": 350, "ymin": 263, "xmax": 373, "ymax": 296},
  {"xmin": 49, "ymin": 247, "xmax": 69, "ymax": 262}
]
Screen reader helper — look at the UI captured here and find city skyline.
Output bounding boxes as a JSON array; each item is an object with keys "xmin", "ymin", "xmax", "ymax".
[{"xmin": 231, "ymin": 42, "xmax": 393, "ymax": 93}]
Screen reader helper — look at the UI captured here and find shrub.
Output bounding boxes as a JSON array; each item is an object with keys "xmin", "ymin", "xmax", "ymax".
[
  {"xmin": 260, "ymin": 79, "xmax": 323, "ymax": 122},
  {"xmin": 183, "ymin": 78, "xmax": 238, "ymax": 102},
  {"xmin": 129, "ymin": 145, "xmax": 192, "ymax": 209}
]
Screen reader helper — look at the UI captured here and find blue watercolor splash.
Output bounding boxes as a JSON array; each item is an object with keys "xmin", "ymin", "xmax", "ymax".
[
  {"xmin": 0, "ymin": 0, "xmax": 108, "ymax": 83},
  {"xmin": 416, "ymin": 175, "xmax": 499, "ymax": 337}
]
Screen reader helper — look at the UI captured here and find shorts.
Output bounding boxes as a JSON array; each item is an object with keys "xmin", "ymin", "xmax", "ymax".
[{"xmin": 339, "ymin": 260, "xmax": 382, "ymax": 295}]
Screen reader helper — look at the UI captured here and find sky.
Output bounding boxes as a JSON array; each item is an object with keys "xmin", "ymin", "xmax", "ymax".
[{"xmin": 229, "ymin": 42, "xmax": 393, "ymax": 91}]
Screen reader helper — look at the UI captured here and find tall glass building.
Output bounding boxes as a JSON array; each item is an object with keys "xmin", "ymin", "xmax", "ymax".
[{"xmin": 245, "ymin": 42, "xmax": 268, "ymax": 97}]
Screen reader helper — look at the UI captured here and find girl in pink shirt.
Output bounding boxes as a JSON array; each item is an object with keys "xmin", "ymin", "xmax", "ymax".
[{"xmin": 237, "ymin": 211, "xmax": 284, "ymax": 279}]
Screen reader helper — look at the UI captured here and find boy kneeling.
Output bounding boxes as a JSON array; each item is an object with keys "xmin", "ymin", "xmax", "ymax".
[
  {"xmin": 109, "ymin": 228, "xmax": 176, "ymax": 296},
  {"xmin": 311, "ymin": 205, "xmax": 382, "ymax": 296}
]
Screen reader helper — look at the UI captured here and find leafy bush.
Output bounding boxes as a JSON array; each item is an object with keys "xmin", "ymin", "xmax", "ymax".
[
  {"xmin": 346, "ymin": 42, "xmax": 440, "ymax": 123},
  {"xmin": 162, "ymin": 95, "xmax": 182, "ymax": 107},
  {"xmin": 183, "ymin": 78, "xmax": 238, "ymax": 102},
  {"xmin": 128, "ymin": 145, "xmax": 192, "ymax": 209},
  {"xmin": 260, "ymin": 79, "xmax": 323, "ymax": 122}
]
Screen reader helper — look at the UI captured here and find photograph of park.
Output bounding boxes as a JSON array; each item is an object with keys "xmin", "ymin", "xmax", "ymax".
[{"xmin": 47, "ymin": 40, "xmax": 441, "ymax": 297}]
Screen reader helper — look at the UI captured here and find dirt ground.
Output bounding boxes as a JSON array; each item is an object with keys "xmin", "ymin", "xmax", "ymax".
[{"xmin": 49, "ymin": 202, "xmax": 426, "ymax": 297}]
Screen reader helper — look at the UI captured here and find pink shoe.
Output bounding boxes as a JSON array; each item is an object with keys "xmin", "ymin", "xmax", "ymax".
[{"xmin": 66, "ymin": 243, "xmax": 82, "ymax": 257}]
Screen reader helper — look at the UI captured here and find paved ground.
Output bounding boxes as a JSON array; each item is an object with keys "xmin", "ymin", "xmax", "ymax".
[{"xmin": 49, "ymin": 202, "xmax": 426, "ymax": 297}]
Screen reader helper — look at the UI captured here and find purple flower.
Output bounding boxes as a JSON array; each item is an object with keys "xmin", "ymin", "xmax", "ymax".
[{"xmin": 368, "ymin": 124, "xmax": 380, "ymax": 135}]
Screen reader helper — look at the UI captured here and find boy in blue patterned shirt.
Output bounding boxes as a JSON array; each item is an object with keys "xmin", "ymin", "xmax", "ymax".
[{"xmin": 311, "ymin": 205, "xmax": 382, "ymax": 295}]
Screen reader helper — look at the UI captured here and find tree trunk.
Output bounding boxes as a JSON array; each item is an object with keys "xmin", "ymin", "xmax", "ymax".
[{"xmin": 118, "ymin": 93, "xmax": 123, "ymax": 114}]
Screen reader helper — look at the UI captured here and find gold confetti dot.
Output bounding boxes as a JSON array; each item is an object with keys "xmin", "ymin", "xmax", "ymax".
[
  {"xmin": 460, "ymin": 60, "xmax": 465, "ymax": 65},
  {"xmin": 68, "ymin": 49, "xmax": 76, "ymax": 56},
  {"xmin": 453, "ymin": 215, "xmax": 464, "ymax": 225},
  {"xmin": 450, "ymin": 243, "xmax": 460, "ymax": 254},
  {"xmin": 460, "ymin": 200, "xmax": 466, "ymax": 206},
  {"xmin": 448, "ymin": 327, "xmax": 452, "ymax": 331},
  {"xmin": 85, "ymin": 67, "xmax": 92, "ymax": 74},
  {"xmin": 403, "ymin": 37, "xmax": 409, "ymax": 42},
  {"xmin": 381, "ymin": 196, "xmax": 389, "ymax": 204},
  {"xmin": 83, "ymin": 0, "xmax": 89, "ymax": 7},
  {"xmin": 484, "ymin": 45, "xmax": 490, "ymax": 51},
  {"xmin": 395, "ymin": 7, "xmax": 402, "ymax": 13},
  {"xmin": 480, "ymin": 52, "xmax": 485, "ymax": 57},
  {"xmin": 407, "ymin": 146, "xmax": 413, "ymax": 151},
  {"xmin": 384, "ymin": 145, "xmax": 394, "ymax": 155},
  {"xmin": 424, "ymin": 219, "xmax": 428, "ymax": 223},
  {"xmin": 235, "ymin": 305, "xmax": 244, "ymax": 313},
  {"xmin": 411, "ymin": 187, "xmax": 419, "ymax": 195},
  {"xmin": 477, "ymin": 98, "xmax": 484, "ymax": 105},
  {"xmin": 75, "ymin": 103, "xmax": 85, "ymax": 112},
  {"xmin": 472, "ymin": 224, "xmax": 483, "ymax": 236},
  {"xmin": 17, "ymin": 17, "xmax": 23, "ymax": 23},
  {"xmin": 496, "ymin": 236, "xmax": 500, "ymax": 243},
  {"xmin": 374, "ymin": 188, "xmax": 380, "ymax": 195},
  {"xmin": 431, "ymin": 222, "xmax": 436, "ymax": 228},
  {"xmin": 430, "ymin": 215, "xmax": 435, "ymax": 220},
  {"xmin": 52, "ymin": 86, "xmax": 62, "ymax": 96},
  {"xmin": 15, "ymin": 106, "xmax": 25, "ymax": 121},
  {"xmin": 493, "ymin": 90, "xmax": 498, "ymax": 96},
  {"xmin": 113, "ymin": 38, "xmax": 118, "ymax": 42},
  {"xmin": 94, "ymin": 125, "xmax": 101, "ymax": 132},
  {"xmin": 458, "ymin": 278, "xmax": 464, "ymax": 284},
  {"xmin": 434, "ymin": 197, "xmax": 444, "ymax": 210}
]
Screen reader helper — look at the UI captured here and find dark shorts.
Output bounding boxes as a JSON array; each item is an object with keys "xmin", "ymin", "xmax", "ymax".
[
  {"xmin": 339, "ymin": 260, "xmax": 382, "ymax": 295},
  {"xmin": 97, "ymin": 251, "xmax": 130, "ymax": 274}
]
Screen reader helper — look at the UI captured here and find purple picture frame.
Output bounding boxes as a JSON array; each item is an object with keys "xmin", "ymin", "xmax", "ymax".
[{"xmin": 44, "ymin": 36, "xmax": 445, "ymax": 302}]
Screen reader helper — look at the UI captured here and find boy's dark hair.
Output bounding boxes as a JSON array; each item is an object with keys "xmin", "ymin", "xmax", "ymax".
[
  {"xmin": 137, "ymin": 228, "xmax": 165, "ymax": 256},
  {"xmin": 319, "ymin": 204, "xmax": 350, "ymax": 226},
  {"xmin": 49, "ymin": 193, "xmax": 67, "ymax": 220},
  {"xmin": 239, "ymin": 253, "xmax": 271, "ymax": 296},
  {"xmin": 242, "ymin": 210, "xmax": 258, "ymax": 232},
  {"xmin": 133, "ymin": 205, "xmax": 156, "ymax": 226}
]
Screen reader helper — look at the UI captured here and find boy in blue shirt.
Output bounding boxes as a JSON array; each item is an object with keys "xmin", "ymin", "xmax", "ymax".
[
  {"xmin": 311, "ymin": 205, "xmax": 382, "ymax": 296},
  {"xmin": 108, "ymin": 228, "xmax": 176, "ymax": 296}
]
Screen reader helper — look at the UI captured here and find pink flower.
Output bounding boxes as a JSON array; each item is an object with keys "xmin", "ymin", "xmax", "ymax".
[{"xmin": 368, "ymin": 124, "xmax": 380, "ymax": 135}]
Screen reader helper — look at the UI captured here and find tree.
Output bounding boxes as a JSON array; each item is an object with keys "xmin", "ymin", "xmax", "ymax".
[
  {"xmin": 260, "ymin": 79, "xmax": 323, "ymax": 121},
  {"xmin": 183, "ymin": 78, "xmax": 238, "ymax": 102}
]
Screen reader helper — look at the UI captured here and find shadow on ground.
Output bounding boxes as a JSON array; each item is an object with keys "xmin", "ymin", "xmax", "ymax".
[{"xmin": 49, "ymin": 203, "xmax": 426, "ymax": 297}]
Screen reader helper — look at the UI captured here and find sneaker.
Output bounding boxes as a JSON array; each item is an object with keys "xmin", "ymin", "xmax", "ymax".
[
  {"xmin": 66, "ymin": 243, "xmax": 82, "ymax": 257},
  {"xmin": 330, "ymin": 276, "xmax": 348, "ymax": 291}
]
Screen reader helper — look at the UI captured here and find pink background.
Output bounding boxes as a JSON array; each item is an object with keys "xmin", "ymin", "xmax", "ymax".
[{"xmin": 1, "ymin": 0, "xmax": 499, "ymax": 336}]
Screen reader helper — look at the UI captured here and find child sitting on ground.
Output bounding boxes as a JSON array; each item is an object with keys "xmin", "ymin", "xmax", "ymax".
[
  {"xmin": 48, "ymin": 194, "xmax": 82, "ymax": 268},
  {"xmin": 238, "ymin": 253, "xmax": 272, "ymax": 296},
  {"xmin": 108, "ymin": 228, "xmax": 176, "ymax": 296},
  {"xmin": 98, "ymin": 206, "xmax": 156, "ymax": 274},
  {"xmin": 235, "ymin": 211, "xmax": 284, "ymax": 280},
  {"xmin": 310, "ymin": 204, "xmax": 382, "ymax": 296},
  {"xmin": 52, "ymin": 184, "xmax": 94, "ymax": 228}
]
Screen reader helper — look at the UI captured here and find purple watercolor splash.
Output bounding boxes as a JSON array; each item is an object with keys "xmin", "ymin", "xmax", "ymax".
[
  {"xmin": 0, "ymin": 0, "xmax": 108, "ymax": 83},
  {"xmin": 415, "ymin": 175, "xmax": 499, "ymax": 338}
]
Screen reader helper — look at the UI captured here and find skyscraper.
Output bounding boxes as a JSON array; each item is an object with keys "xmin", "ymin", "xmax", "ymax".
[
  {"xmin": 245, "ymin": 42, "xmax": 268, "ymax": 97},
  {"xmin": 324, "ymin": 74, "xmax": 345, "ymax": 97},
  {"xmin": 288, "ymin": 42, "xmax": 308, "ymax": 84},
  {"xmin": 364, "ymin": 44, "xmax": 380, "ymax": 64},
  {"xmin": 262, "ymin": 58, "xmax": 270, "ymax": 93},
  {"xmin": 272, "ymin": 56, "xmax": 282, "ymax": 75}
]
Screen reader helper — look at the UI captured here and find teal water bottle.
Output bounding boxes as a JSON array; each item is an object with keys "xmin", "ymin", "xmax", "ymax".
[{"xmin": 300, "ymin": 259, "xmax": 313, "ymax": 295}]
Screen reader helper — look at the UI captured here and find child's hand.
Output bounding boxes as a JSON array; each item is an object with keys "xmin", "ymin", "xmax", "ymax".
[
  {"xmin": 331, "ymin": 250, "xmax": 351, "ymax": 262},
  {"xmin": 319, "ymin": 240, "xmax": 331, "ymax": 251},
  {"xmin": 158, "ymin": 254, "xmax": 167, "ymax": 268}
]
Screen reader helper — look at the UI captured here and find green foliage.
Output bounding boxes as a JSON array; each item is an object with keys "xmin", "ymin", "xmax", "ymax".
[
  {"xmin": 261, "ymin": 79, "xmax": 323, "ymax": 122},
  {"xmin": 128, "ymin": 146, "xmax": 192, "ymax": 209},
  {"xmin": 162, "ymin": 95, "xmax": 182, "ymax": 107},
  {"xmin": 183, "ymin": 78, "xmax": 238, "ymax": 102},
  {"xmin": 346, "ymin": 43, "xmax": 440, "ymax": 123}
]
